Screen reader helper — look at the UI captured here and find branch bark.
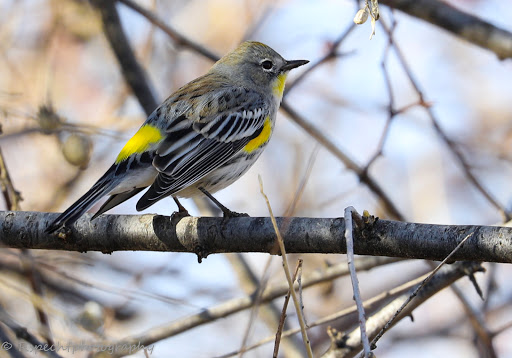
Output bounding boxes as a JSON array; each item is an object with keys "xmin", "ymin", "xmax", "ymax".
[{"xmin": 1, "ymin": 211, "xmax": 512, "ymax": 262}]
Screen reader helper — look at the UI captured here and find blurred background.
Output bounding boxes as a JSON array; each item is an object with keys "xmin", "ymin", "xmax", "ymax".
[{"xmin": 1, "ymin": 0, "xmax": 512, "ymax": 357}]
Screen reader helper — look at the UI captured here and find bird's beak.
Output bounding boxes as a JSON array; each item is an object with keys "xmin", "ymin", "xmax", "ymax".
[{"xmin": 282, "ymin": 59, "xmax": 309, "ymax": 71}]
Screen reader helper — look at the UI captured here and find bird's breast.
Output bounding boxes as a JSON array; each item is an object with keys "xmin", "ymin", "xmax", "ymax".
[{"xmin": 243, "ymin": 116, "xmax": 273, "ymax": 153}]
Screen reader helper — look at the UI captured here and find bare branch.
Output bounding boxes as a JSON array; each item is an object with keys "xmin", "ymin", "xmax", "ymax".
[
  {"xmin": 280, "ymin": 102, "xmax": 405, "ymax": 221},
  {"xmin": 321, "ymin": 261, "xmax": 484, "ymax": 358},
  {"xmin": 380, "ymin": 0, "xmax": 512, "ymax": 60},
  {"xmin": 1, "ymin": 211, "xmax": 512, "ymax": 262},
  {"xmin": 273, "ymin": 259, "xmax": 302, "ymax": 358},
  {"xmin": 260, "ymin": 177, "xmax": 313, "ymax": 357},
  {"xmin": 0, "ymin": 307, "xmax": 62, "ymax": 358},
  {"xmin": 220, "ymin": 264, "xmax": 422, "ymax": 358},
  {"xmin": 92, "ymin": 257, "xmax": 398, "ymax": 357},
  {"xmin": 450, "ymin": 283, "xmax": 497, "ymax": 357},
  {"xmin": 0, "ymin": 325, "xmax": 26, "ymax": 358},
  {"xmin": 344, "ymin": 207, "xmax": 372, "ymax": 357},
  {"xmin": 379, "ymin": 18, "xmax": 511, "ymax": 221},
  {"xmin": 117, "ymin": 0, "xmax": 219, "ymax": 62},
  {"xmin": 369, "ymin": 232, "xmax": 474, "ymax": 351},
  {"xmin": 0, "ymin": 147, "xmax": 21, "ymax": 211},
  {"xmin": 91, "ymin": 0, "xmax": 158, "ymax": 115}
]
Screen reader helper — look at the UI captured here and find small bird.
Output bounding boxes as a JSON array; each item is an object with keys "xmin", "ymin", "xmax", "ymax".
[{"xmin": 46, "ymin": 41, "xmax": 308, "ymax": 233}]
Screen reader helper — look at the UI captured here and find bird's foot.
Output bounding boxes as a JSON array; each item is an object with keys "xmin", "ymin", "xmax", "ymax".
[{"xmin": 221, "ymin": 209, "xmax": 249, "ymax": 218}]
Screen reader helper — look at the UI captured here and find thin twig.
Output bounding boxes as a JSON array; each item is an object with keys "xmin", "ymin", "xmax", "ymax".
[
  {"xmin": 19, "ymin": 251, "xmax": 54, "ymax": 346},
  {"xmin": 345, "ymin": 207, "xmax": 372, "ymax": 357},
  {"xmin": 0, "ymin": 147, "xmax": 20, "ymax": 210},
  {"xmin": 280, "ymin": 102, "xmax": 405, "ymax": 221},
  {"xmin": 218, "ymin": 263, "xmax": 423, "ymax": 358},
  {"xmin": 259, "ymin": 176, "xmax": 313, "ymax": 358},
  {"xmin": 492, "ymin": 319, "xmax": 512, "ymax": 338},
  {"xmin": 380, "ymin": 18, "xmax": 510, "ymax": 221},
  {"xmin": 285, "ymin": 23, "xmax": 357, "ymax": 95},
  {"xmin": 238, "ymin": 256, "xmax": 273, "ymax": 358},
  {"xmin": 369, "ymin": 232, "xmax": 474, "ymax": 350},
  {"xmin": 449, "ymin": 282, "xmax": 497, "ymax": 357},
  {"xmin": 0, "ymin": 324, "xmax": 26, "ymax": 358},
  {"xmin": 0, "ymin": 307, "xmax": 62, "ymax": 358},
  {"xmin": 322, "ymin": 262, "xmax": 483, "ymax": 358},
  {"xmin": 273, "ymin": 260, "xmax": 302, "ymax": 358},
  {"xmin": 364, "ymin": 14, "xmax": 397, "ymax": 170},
  {"xmin": 296, "ymin": 260, "xmax": 306, "ymax": 327},
  {"xmin": 118, "ymin": 0, "xmax": 219, "ymax": 62},
  {"xmin": 284, "ymin": 145, "xmax": 319, "ymax": 216},
  {"xmin": 225, "ymin": 253, "xmax": 303, "ymax": 357},
  {"xmin": 482, "ymin": 263, "xmax": 498, "ymax": 312},
  {"xmin": 379, "ymin": 0, "xmax": 512, "ymax": 60},
  {"xmin": 0, "ymin": 147, "xmax": 54, "ymax": 346}
]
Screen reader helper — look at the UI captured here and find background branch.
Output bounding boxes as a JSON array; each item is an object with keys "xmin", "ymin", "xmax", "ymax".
[
  {"xmin": 380, "ymin": 0, "xmax": 512, "ymax": 59},
  {"xmin": 91, "ymin": 0, "xmax": 158, "ymax": 115},
  {"xmin": 321, "ymin": 261, "xmax": 484, "ymax": 358}
]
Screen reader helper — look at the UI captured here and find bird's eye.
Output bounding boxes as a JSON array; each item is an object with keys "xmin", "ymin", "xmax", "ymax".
[{"xmin": 261, "ymin": 60, "xmax": 273, "ymax": 70}]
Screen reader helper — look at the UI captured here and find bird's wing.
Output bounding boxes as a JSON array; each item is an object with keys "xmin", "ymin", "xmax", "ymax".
[{"xmin": 136, "ymin": 87, "xmax": 269, "ymax": 210}]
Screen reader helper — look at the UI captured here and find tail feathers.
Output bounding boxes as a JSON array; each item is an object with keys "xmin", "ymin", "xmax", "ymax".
[
  {"xmin": 91, "ymin": 187, "xmax": 145, "ymax": 221},
  {"xmin": 45, "ymin": 172, "xmax": 116, "ymax": 234},
  {"xmin": 136, "ymin": 173, "xmax": 179, "ymax": 211}
]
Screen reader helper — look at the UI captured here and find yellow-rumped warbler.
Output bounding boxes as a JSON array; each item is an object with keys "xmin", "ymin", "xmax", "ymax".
[{"xmin": 46, "ymin": 41, "xmax": 308, "ymax": 233}]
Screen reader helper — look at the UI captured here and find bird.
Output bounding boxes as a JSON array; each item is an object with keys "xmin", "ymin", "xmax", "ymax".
[{"xmin": 45, "ymin": 41, "xmax": 308, "ymax": 234}]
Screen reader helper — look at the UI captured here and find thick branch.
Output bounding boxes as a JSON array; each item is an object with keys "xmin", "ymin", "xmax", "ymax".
[
  {"xmin": 381, "ymin": 0, "xmax": 512, "ymax": 59},
  {"xmin": 91, "ymin": 0, "xmax": 158, "ymax": 115},
  {"xmin": 1, "ymin": 211, "xmax": 512, "ymax": 262}
]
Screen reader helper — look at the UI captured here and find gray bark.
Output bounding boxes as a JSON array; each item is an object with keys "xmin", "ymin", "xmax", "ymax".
[{"xmin": 1, "ymin": 211, "xmax": 511, "ymax": 262}]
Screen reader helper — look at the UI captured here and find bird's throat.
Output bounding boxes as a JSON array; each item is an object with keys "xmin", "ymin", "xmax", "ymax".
[{"xmin": 272, "ymin": 73, "xmax": 288, "ymax": 102}]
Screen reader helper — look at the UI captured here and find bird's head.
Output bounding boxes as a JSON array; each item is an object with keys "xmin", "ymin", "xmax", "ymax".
[{"xmin": 212, "ymin": 41, "xmax": 309, "ymax": 102}]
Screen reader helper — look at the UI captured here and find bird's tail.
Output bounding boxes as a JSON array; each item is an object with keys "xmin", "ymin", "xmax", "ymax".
[{"xmin": 45, "ymin": 166, "xmax": 117, "ymax": 234}]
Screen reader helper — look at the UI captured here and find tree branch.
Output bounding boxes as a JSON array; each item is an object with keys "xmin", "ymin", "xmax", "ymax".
[
  {"xmin": 280, "ymin": 102, "xmax": 404, "ymax": 221},
  {"xmin": 97, "ymin": 257, "xmax": 398, "ymax": 358},
  {"xmin": 380, "ymin": 0, "xmax": 512, "ymax": 59},
  {"xmin": 91, "ymin": 0, "xmax": 158, "ymax": 115},
  {"xmin": 1, "ymin": 211, "xmax": 511, "ymax": 262},
  {"xmin": 321, "ymin": 261, "xmax": 483, "ymax": 358},
  {"xmin": 117, "ymin": 0, "xmax": 219, "ymax": 62}
]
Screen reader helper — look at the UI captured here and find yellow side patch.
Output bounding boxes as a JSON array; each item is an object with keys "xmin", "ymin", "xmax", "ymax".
[
  {"xmin": 115, "ymin": 125, "xmax": 163, "ymax": 163},
  {"xmin": 244, "ymin": 117, "xmax": 272, "ymax": 153},
  {"xmin": 272, "ymin": 73, "xmax": 288, "ymax": 101}
]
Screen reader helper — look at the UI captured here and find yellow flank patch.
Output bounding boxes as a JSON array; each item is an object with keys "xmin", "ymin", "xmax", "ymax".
[
  {"xmin": 272, "ymin": 73, "xmax": 288, "ymax": 101},
  {"xmin": 244, "ymin": 117, "xmax": 272, "ymax": 153},
  {"xmin": 115, "ymin": 125, "xmax": 163, "ymax": 163}
]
